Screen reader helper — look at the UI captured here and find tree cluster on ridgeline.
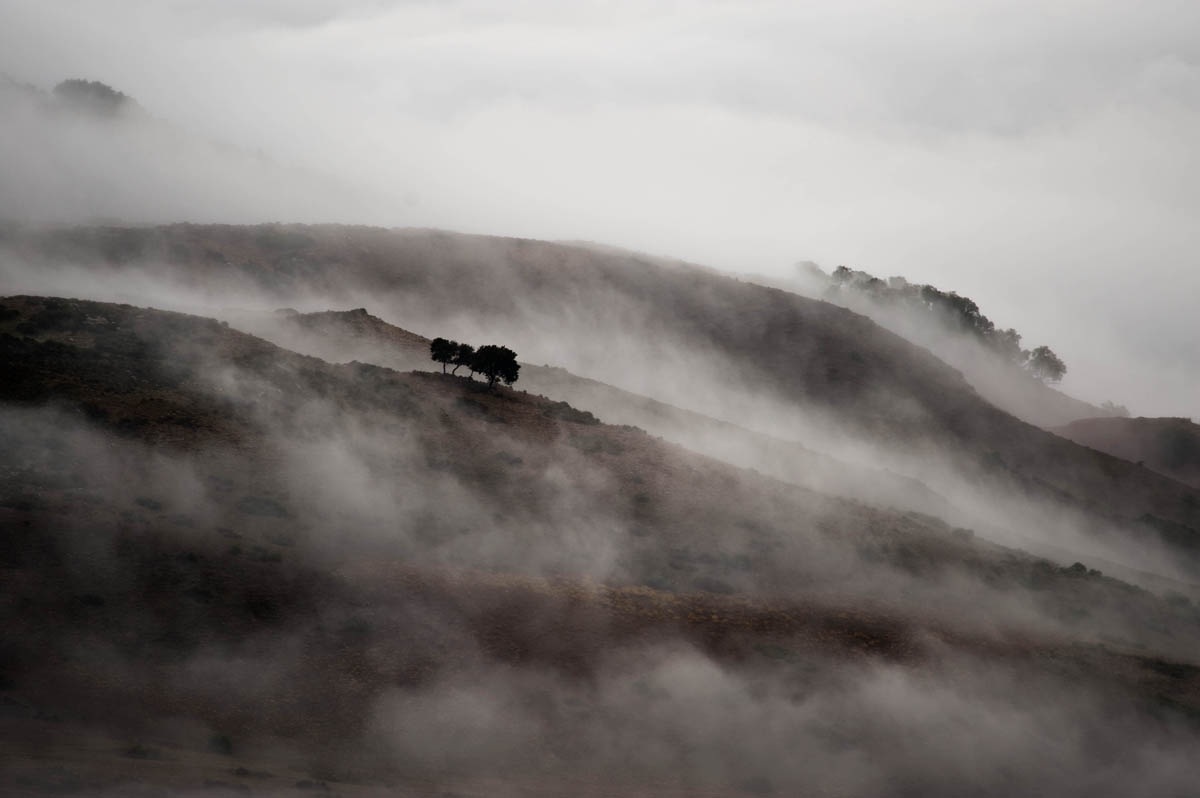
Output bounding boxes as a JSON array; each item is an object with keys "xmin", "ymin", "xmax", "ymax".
[
  {"xmin": 827, "ymin": 266, "xmax": 1068, "ymax": 383},
  {"xmin": 51, "ymin": 79, "xmax": 140, "ymax": 116},
  {"xmin": 430, "ymin": 337, "xmax": 520, "ymax": 387}
]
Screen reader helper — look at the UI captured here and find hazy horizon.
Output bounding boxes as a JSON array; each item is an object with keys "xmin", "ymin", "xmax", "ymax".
[
  {"xmin": 2, "ymin": 0, "xmax": 1197, "ymax": 418},
  {"xmin": 4, "ymin": 6, "xmax": 1200, "ymax": 788}
]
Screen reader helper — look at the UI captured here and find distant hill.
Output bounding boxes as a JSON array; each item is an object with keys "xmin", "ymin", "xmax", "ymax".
[
  {"xmin": 1055, "ymin": 417, "xmax": 1200, "ymax": 490},
  {"xmin": 0, "ymin": 81, "xmax": 383, "ymax": 223},
  {"xmin": 743, "ymin": 264, "xmax": 1115, "ymax": 428},
  {"xmin": 5, "ymin": 224, "xmax": 1200, "ymax": 579},
  {"xmin": 259, "ymin": 306, "xmax": 432, "ymax": 365}
]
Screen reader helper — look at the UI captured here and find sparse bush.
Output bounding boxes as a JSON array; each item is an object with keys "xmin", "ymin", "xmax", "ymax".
[
  {"xmin": 1100, "ymin": 400, "xmax": 1131, "ymax": 417},
  {"xmin": 247, "ymin": 546, "xmax": 282, "ymax": 563},
  {"xmin": 123, "ymin": 744, "xmax": 163, "ymax": 760},
  {"xmin": 208, "ymin": 733, "xmax": 234, "ymax": 756},
  {"xmin": 235, "ymin": 495, "xmax": 289, "ymax": 518},
  {"xmin": 253, "ymin": 226, "xmax": 314, "ymax": 252},
  {"xmin": 541, "ymin": 400, "xmax": 599, "ymax": 425}
]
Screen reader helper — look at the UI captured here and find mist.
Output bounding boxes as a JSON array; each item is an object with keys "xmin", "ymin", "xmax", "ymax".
[
  {"xmin": 3, "ymin": 3, "xmax": 1200, "ymax": 795},
  {"xmin": 3, "ymin": 233, "xmax": 1196, "ymax": 592},
  {"xmin": 2, "ymin": 0, "xmax": 1199, "ymax": 416},
  {"xmin": 5, "ymin": 381, "xmax": 1200, "ymax": 795}
]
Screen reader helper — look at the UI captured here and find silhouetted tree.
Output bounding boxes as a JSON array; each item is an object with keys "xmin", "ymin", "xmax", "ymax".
[
  {"xmin": 430, "ymin": 337, "xmax": 457, "ymax": 373},
  {"xmin": 1027, "ymin": 346, "xmax": 1067, "ymax": 383},
  {"xmin": 451, "ymin": 342, "xmax": 476, "ymax": 376},
  {"xmin": 472, "ymin": 345, "xmax": 520, "ymax": 388}
]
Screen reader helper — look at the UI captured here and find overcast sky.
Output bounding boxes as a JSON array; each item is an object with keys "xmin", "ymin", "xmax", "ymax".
[{"xmin": 2, "ymin": 0, "xmax": 1198, "ymax": 417}]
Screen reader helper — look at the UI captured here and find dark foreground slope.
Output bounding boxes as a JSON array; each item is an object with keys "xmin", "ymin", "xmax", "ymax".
[
  {"xmin": 5, "ymin": 223, "xmax": 1199, "ymax": 574},
  {"xmin": 1055, "ymin": 416, "xmax": 1200, "ymax": 490},
  {"xmin": 3, "ymin": 296, "xmax": 1200, "ymax": 796}
]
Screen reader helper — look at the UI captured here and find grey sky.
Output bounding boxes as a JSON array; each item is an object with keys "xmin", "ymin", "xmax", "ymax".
[{"xmin": 2, "ymin": 0, "xmax": 1198, "ymax": 416}]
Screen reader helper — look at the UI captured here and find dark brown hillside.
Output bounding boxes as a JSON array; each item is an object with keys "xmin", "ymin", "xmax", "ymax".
[
  {"xmin": 6, "ymin": 223, "xmax": 1199, "ymax": 569},
  {"xmin": 241, "ymin": 306, "xmax": 955, "ymax": 519},
  {"xmin": 1055, "ymin": 417, "xmax": 1200, "ymax": 489},
  {"xmin": 4, "ymin": 295, "xmax": 1200, "ymax": 795},
  {"xmin": 0, "ymin": 295, "xmax": 1029, "ymax": 603},
  {"xmin": 0, "ymin": 223, "xmax": 992, "ymax": 423},
  {"xmin": 744, "ymin": 267, "xmax": 1112, "ymax": 429},
  {"xmin": 1, "ymin": 295, "xmax": 1195, "ymax": 642}
]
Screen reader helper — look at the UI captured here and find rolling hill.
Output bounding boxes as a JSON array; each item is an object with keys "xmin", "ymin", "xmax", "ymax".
[
  {"xmin": 5, "ymin": 223, "xmax": 1200, "ymax": 580},
  {"xmin": 1055, "ymin": 416, "xmax": 1200, "ymax": 490},
  {"xmin": 241, "ymin": 306, "xmax": 955, "ymax": 520},
  {"xmin": 4, "ymin": 293, "xmax": 1200, "ymax": 795}
]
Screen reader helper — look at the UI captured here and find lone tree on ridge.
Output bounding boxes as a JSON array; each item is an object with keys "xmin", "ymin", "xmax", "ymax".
[{"xmin": 1027, "ymin": 346, "xmax": 1067, "ymax": 383}]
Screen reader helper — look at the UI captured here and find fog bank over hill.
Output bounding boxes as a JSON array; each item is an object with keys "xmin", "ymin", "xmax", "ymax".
[
  {"xmin": 0, "ymin": 77, "xmax": 388, "ymax": 225},
  {"xmin": 751, "ymin": 262, "xmax": 1120, "ymax": 429},
  {"xmin": 4, "ymin": 294, "xmax": 1200, "ymax": 795},
  {"xmin": 5, "ymin": 223, "xmax": 1198, "ymax": 590},
  {"xmin": 2, "ymin": 5, "xmax": 1200, "ymax": 791},
  {"xmin": 2, "ymin": 0, "xmax": 1199, "ymax": 416}
]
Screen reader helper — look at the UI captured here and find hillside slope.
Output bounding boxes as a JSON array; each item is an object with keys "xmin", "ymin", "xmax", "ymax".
[
  {"xmin": 1055, "ymin": 417, "xmax": 1200, "ymax": 490},
  {"xmin": 0, "ymin": 295, "xmax": 1090, "ymax": 607},
  {"xmin": 743, "ymin": 267, "xmax": 1113, "ymax": 429},
  {"xmin": 241, "ymin": 306, "xmax": 954, "ymax": 519},
  {"xmin": 4, "ymin": 224, "xmax": 1200, "ymax": 577},
  {"xmin": 4, "ymin": 295, "xmax": 1200, "ymax": 795}
]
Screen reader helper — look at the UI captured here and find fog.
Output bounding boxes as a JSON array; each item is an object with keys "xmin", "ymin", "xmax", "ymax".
[
  {"xmin": 4, "ymin": 343, "xmax": 1200, "ymax": 794},
  {"xmin": 3, "ymin": 2, "xmax": 1200, "ymax": 794},
  {"xmin": 2, "ymin": 241, "xmax": 1195, "ymax": 592},
  {"xmin": 1, "ymin": 0, "xmax": 1198, "ymax": 416}
]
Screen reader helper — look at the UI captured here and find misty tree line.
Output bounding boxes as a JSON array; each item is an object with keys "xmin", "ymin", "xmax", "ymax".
[
  {"xmin": 828, "ymin": 266, "xmax": 1068, "ymax": 383},
  {"xmin": 51, "ymin": 79, "xmax": 139, "ymax": 116},
  {"xmin": 430, "ymin": 337, "xmax": 520, "ymax": 387}
]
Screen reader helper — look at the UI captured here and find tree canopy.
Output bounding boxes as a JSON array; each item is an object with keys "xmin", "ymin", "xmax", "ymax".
[
  {"xmin": 430, "ymin": 337, "xmax": 457, "ymax": 372},
  {"xmin": 52, "ymin": 79, "xmax": 137, "ymax": 116},
  {"xmin": 472, "ymin": 345, "xmax": 520, "ymax": 387},
  {"xmin": 824, "ymin": 265, "xmax": 1068, "ymax": 381},
  {"xmin": 452, "ymin": 342, "xmax": 476, "ymax": 376},
  {"xmin": 430, "ymin": 337, "xmax": 519, "ymax": 387},
  {"xmin": 1027, "ymin": 346, "xmax": 1067, "ymax": 383}
]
